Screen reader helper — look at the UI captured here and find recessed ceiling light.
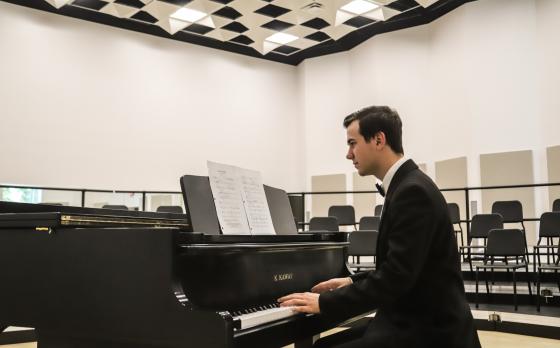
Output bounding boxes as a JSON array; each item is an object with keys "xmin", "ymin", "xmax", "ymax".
[
  {"xmin": 44, "ymin": 0, "xmax": 71, "ymax": 9},
  {"xmin": 170, "ymin": 8, "xmax": 207, "ymax": 23},
  {"xmin": 340, "ymin": 0, "xmax": 380, "ymax": 15},
  {"xmin": 265, "ymin": 32, "xmax": 298, "ymax": 45}
]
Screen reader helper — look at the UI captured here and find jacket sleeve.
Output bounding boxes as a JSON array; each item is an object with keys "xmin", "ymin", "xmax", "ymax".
[{"xmin": 319, "ymin": 184, "xmax": 438, "ymax": 321}]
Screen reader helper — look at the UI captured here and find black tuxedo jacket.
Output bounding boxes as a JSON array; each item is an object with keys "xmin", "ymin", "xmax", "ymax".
[{"xmin": 319, "ymin": 160, "xmax": 480, "ymax": 348}]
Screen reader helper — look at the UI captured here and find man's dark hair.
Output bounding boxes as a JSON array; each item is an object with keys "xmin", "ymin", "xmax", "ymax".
[{"xmin": 343, "ymin": 105, "xmax": 404, "ymax": 154}]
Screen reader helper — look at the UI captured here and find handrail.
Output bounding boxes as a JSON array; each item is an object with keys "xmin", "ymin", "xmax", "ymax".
[
  {"xmin": 1, "ymin": 182, "xmax": 559, "ymax": 233},
  {"xmin": 286, "ymin": 182, "xmax": 560, "ymax": 238}
]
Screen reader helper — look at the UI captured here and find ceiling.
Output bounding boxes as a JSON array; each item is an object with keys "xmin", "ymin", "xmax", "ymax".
[{"xmin": 2, "ymin": 0, "xmax": 475, "ymax": 65}]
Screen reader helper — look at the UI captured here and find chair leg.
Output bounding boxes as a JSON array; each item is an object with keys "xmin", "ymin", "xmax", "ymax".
[
  {"xmin": 526, "ymin": 265, "xmax": 532, "ymax": 298},
  {"xmin": 537, "ymin": 269, "xmax": 541, "ymax": 312},
  {"xmin": 484, "ymin": 267, "xmax": 490, "ymax": 295},
  {"xmin": 513, "ymin": 269, "xmax": 518, "ymax": 311},
  {"xmin": 475, "ymin": 267, "xmax": 479, "ymax": 308}
]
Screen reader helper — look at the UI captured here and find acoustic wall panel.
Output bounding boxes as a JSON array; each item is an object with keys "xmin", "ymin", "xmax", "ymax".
[
  {"xmin": 311, "ymin": 174, "xmax": 346, "ymax": 219},
  {"xmin": 352, "ymin": 172, "xmax": 377, "ymax": 221},
  {"xmin": 480, "ymin": 150, "xmax": 536, "ymax": 245},
  {"xmin": 435, "ymin": 156, "xmax": 467, "ymax": 245},
  {"xmin": 547, "ymin": 145, "xmax": 560, "ymax": 210}
]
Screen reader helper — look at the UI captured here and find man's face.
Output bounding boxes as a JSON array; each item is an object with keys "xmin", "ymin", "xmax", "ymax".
[{"xmin": 346, "ymin": 120, "xmax": 379, "ymax": 176}]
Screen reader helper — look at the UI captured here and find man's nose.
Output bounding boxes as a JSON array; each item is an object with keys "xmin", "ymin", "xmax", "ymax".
[{"xmin": 346, "ymin": 150, "xmax": 353, "ymax": 160}]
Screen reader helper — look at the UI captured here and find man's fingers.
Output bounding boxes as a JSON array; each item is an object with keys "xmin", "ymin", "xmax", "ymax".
[
  {"xmin": 277, "ymin": 293, "xmax": 303, "ymax": 302},
  {"xmin": 311, "ymin": 281, "xmax": 331, "ymax": 293}
]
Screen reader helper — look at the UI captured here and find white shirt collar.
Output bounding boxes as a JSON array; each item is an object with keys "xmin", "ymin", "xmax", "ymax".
[{"xmin": 381, "ymin": 156, "xmax": 407, "ymax": 194}]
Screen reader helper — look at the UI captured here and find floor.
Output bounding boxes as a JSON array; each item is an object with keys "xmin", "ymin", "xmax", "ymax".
[{"xmin": 2, "ymin": 331, "xmax": 559, "ymax": 348}]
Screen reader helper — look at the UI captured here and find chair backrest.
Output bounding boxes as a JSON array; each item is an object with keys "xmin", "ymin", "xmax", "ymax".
[
  {"xmin": 374, "ymin": 204, "xmax": 383, "ymax": 217},
  {"xmin": 156, "ymin": 205, "xmax": 184, "ymax": 214},
  {"xmin": 470, "ymin": 214, "xmax": 503, "ymax": 238},
  {"xmin": 359, "ymin": 216, "xmax": 380, "ymax": 231},
  {"xmin": 539, "ymin": 212, "xmax": 560, "ymax": 238},
  {"xmin": 486, "ymin": 229, "xmax": 526, "ymax": 256},
  {"xmin": 447, "ymin": 203, "xmax": 460, "ymax": 224},
  {"xmin": 102, "ymin": 205, "xmax": 128, "ymax": 211},
  {"xmin": 491, "ymin": 200, "xmax": 523, "ymax": 223},
  {"xmin": 328, "ymin": 205, "xmax": 356, "ymax": 226},
  {"xmin": 288, "ymin": 195, "xmax": 304, "ymax": 227},
  {"xmin": 553, "ymin": 198, "xmax": 560, "ymax": 212},
  {"xmin": 309, "ymin": 217, "xmax": 339, "ymax": 232},
  {"xmin": 348, "ymin": 231, "xmax": 378, "ymax": 256}
]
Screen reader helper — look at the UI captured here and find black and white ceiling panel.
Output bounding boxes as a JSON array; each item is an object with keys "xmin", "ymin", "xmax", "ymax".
[{"xmin": 2, "ymin": 0, "xmax": 475, "ymax": 65}]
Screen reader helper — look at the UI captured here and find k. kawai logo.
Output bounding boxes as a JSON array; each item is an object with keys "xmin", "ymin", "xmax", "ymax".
[{"xmin": 273, "ymin": 273, "xmax": 293, "ymax": 282}]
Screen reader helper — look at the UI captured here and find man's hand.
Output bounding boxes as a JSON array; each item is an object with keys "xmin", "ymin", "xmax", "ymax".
[
  {"xmin": 277, "ymin": 292, "xmax": 320, "ymax": 314},
  {"xmin": 311, "ymin": 277, "xmax": 352, "ymax": 293}
]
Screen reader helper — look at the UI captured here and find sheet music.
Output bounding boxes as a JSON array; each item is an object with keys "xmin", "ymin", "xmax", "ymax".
[
  {"xmin": 207, "ymin": 161, "xmax": 250, "ymax": 235},
  {"xmin": 238, "ymin": 168, "xmax": 275, "ymax": 235},
  {"xmin": 207, "ymin": 161, "xmax": 276, "ymax": 235}
]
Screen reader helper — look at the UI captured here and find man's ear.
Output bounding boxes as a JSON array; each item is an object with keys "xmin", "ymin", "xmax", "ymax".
[{"xmin": 374, "ymin": 132, "xmax": 385, "ymax": 146}]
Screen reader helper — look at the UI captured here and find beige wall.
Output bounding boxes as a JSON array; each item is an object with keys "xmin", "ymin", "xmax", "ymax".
[
  {"xmin": 480, "ymin": 150, "xmax": 536, "ymax": 244},
  {"xmin": 310, "ymin": 174, "xmax": 346, "ymax": 219},
  {"xmin": 352, "ymin": 172, "xmax": 377, "ymax": 221},
  {"xmin": 435, "ymin": 156, "xmax": 468, "ymax": 244},
  {"xmin": 546, "ymin": 145, "xmax": 560, "ymax": 209}
]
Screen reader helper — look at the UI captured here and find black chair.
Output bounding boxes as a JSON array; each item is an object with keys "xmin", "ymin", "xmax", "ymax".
[
  {"xmin": 459, "ymin": 214, "xmax": 503, "ymax": 272},
  {"xmin": 359, "ymin": 216, "xmax": 380, "ymax": 231},
  {"xmin": 308, "ymin": 217, "xmax": 339, "ymax": 232},
  {"xmin": 374, "ymin": 204, "xmax": 383, "ymax": 217},
  {"xmin": 328, "ymin": 205, "xmax": 357, "ymax": 230},
  {"xmin": 102, "ymin": 205, "xmax": 128, "ymax": 210},
  {"xmin": 492, "ymin": 200, "xmax": 528, "ymax": 255},
  {"xmin": 447, "ymin": 203, "xmax": 463, "ymax": 247},
  {"xmin": 475, "ymin": 229, "xmax": 532, "ymax": 311},
  {"xmin": 536, "ymin": 239, "xmax": 560, "ymax": 311},
  {"xmin": 347, "ymin": 231, "xmax": 378, "ymax": 272},
  {"xmin": 156, "ymin": 205, "xmax": 184, "ymax": 214},
  {"xmin": 553, "ymin": 198, "xmax": 560, "ymax": 212},
  {"xmin": 533, "ymin": 212, "xmax": 560, "ymax": 271}
]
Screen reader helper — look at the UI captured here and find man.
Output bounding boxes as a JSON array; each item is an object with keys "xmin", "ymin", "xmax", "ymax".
[{"xmin": 278, "ymin": 106, "xmax": 480, "ymax": 348}]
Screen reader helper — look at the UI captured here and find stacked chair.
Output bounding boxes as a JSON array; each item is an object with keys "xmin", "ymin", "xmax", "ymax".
[
  {"xmin": 447, "ymin": 203, "xmax": 464, "ymax": 247},
  {"xmin": 491, "ymin": 200, "xmax": 528, "ymax": 254},
  {"xmin": 475, "ymin": 228, "xmax": 532, "ymax": 311},
  {"xmin": 459, "ymin": 214, "xmax": 503, "ymax": 272},
  {"xmin": 156, "ymin": 205, "xmax": 184, "ymax": 214},
  {"xmin": 308, "ymin": 217, "xmax": 339, "ymax": 232},
  {"xmin": 533, "ymin": 212, "xmax": 560, "ymax": 272},
  {"xmin": 553, "ymin": 198, "xmax": 560, "ymax": 212},
  {"xmin": 328, "ymin": 205, "xmax": 357, "ymax": 230},
  {"xmin": 347, "ymin": 216, "xmax": 380, "ymax": 272},
  {"xmin": 536, "ymin": 237, "xmax": 560, "ymax": 311},
  {"xmin": 102, "ymin": 205, "xmax": 129, "ymax": 210}
]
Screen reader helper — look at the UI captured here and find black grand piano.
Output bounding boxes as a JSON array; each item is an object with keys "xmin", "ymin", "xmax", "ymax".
[{"xmin": 0, "ymin": 175, "xmax": 351, "ymax": 348}]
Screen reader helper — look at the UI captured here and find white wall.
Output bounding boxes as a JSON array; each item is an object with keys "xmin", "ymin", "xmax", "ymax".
[
  {"xmin": 299, "ymin": 0, "xmax": 558, "ymax": 191},
  {"xmin": 0, "ymin": 1, "xmax": 303, "ymax": 192},
  {"xmin": 1, "ymin": 0, "xmax": 558, "ymax": 197}
]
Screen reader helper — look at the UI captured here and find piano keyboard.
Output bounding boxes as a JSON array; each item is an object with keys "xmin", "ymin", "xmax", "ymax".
[{"xmin": 232, "ymin": 303, "xmax": 298, "ymax": 330}]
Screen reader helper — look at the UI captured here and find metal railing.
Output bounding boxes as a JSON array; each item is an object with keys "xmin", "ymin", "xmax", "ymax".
[{"xmin": 287, "ymin": 182, "xmax": 560, "ymax": 237}]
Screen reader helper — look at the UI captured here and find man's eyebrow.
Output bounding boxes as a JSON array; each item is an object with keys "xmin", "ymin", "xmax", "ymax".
[{"xmin": 347, "ymin": 138, "xmax": 355, "ymax": 145}]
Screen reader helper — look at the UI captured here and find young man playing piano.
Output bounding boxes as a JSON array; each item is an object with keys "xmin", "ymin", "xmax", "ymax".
[{"xmin": 279, "ymin": 106, "xmax": 481, "ymax": 348}]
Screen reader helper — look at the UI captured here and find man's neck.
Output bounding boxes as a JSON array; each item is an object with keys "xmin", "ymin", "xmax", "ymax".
[{"xmin": 378, "ymin": 153, "xmax": 404, "ymax": 181}]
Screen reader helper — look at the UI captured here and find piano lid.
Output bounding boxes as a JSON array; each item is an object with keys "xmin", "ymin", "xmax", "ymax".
[{"xmin": 0, "ymin": 201, "xmax": 191, "ymax": 230}]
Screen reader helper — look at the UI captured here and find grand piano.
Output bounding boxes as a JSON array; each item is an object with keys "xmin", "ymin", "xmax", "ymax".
[{"xmin": 0, "ymin": 175, "xmax": 351, "ymax": 348}]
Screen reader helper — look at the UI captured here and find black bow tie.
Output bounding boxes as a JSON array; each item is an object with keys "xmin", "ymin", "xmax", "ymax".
[{"xmin": 375, "ymin": 183, "xmax": 385, "ymax": 197}]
